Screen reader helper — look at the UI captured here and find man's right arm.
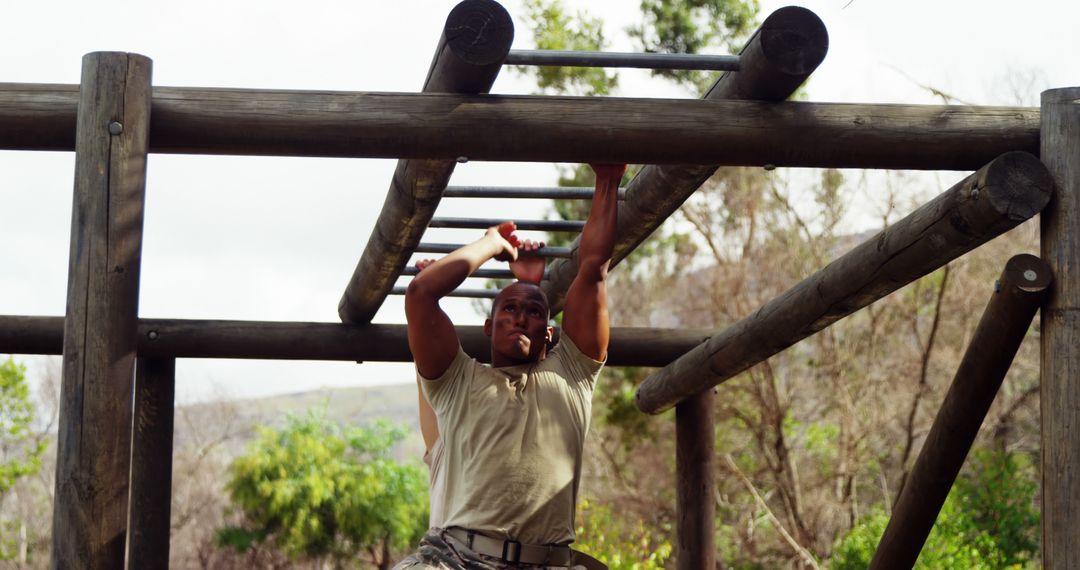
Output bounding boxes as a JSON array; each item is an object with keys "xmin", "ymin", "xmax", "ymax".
[{"xmin": 406, "ymin": 222, "xmax": 520, "ymax": 379}]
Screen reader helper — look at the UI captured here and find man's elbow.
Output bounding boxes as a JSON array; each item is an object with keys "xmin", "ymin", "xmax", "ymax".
[
  {"xmin": 577, "ymin": 255, "xmax": 611, "ymax": 281},
  {"xmin": 405, "ymin": 277, "xmax": 439, "ymax": 306}
]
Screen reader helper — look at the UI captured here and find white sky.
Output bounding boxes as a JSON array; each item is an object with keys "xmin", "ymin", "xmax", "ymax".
[{"xmin": 2, "ymin": 0, "xmax": 1078, "ymax": 403}]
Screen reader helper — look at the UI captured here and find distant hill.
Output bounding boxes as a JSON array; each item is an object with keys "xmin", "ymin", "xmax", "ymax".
[{"xmin": 175, "ymin": 382, "xmax": 426, "ymax": 462}]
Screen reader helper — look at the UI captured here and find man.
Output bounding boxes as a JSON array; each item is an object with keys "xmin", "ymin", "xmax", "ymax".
[{"xmin": 395, "ymin": 164, "xmax": 624, "ymax": 570}]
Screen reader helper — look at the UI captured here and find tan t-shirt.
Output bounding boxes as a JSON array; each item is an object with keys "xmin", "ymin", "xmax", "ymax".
[{"xmin": 420, "ymin": 334, "xmax": 604, "ymax": 546}]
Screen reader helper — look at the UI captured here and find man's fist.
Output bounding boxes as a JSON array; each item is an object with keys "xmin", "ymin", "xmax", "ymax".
[{"xmin": 510, "ymin": 239, "xmax": 546, "ymax": 284}]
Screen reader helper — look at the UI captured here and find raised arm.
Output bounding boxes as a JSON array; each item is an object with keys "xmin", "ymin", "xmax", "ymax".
[
  {"xmin": 562, "ymin": 164, "xmax": 624, "ymax": 361},
  {"xmin": 406, "ymin": 222, "xmax": 520, "ymax": 379}
]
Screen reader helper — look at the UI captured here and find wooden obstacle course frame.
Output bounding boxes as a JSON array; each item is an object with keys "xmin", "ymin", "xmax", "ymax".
[{"xmin": 0, "ymin": 2, "xmax": 1075, "ymax": 568}]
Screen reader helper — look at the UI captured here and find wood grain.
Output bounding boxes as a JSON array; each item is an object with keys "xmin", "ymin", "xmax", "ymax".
[
  {"xmin": 869, "ymin": 255, "xmax": 1051, "ymax": 570},
  {"xmin": 676, "ymin": 390, "xmax": 716, "ymax": 570},
  {"xmin": 0, "ymin": 316, "xmax": 711, "ymax": 368},
  {"xmin": 126, "ymin": 358, "xmax": 176, "ymax": 570},
  {"xmin": 52, "ymin": 52, "xmax": 151, "ymax": 570},
  {"xmin": 337, "ymin": 0, "xmax": 513, "ymax": 324},
  {"xmin": 0, "ymin": 84, "xmax": 1039, "ymax": 168},
  {"xmin": 1039, "ymin": 86, "xmax": 1080, "ymax": 570},
  {"xmin": 636, "ymin": 151, "xmax": 1054, "ymax": 414}
]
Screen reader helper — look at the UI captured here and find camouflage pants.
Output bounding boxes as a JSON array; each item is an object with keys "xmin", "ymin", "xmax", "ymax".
[{"xmin": 392, "ymin": 528, "xmax": 590, "ymax": 570}]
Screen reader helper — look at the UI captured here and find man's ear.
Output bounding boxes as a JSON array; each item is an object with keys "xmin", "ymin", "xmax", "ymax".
[
  {"xmin": 484, "ymin": 319, "xmax": 493, "ymax": 337},
  {"xmin": 545, "ymin": 326, "xmax": 554, "ymax": 344}
]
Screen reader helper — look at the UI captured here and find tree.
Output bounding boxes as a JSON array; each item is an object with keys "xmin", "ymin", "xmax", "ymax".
[
  {"xmin": 832, "ymin": 449, "xmax": 1039, "ymax": 569},
  {"xmin": 0, "ymin": 356, "xmax": 47, "ymax": 561},
  {"xmin": 218, "ymin": 413, "xmax": 428, "ymax": 569}
]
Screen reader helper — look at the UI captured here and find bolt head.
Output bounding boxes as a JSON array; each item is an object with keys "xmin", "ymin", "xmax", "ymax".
[
  {"xmin": 147, "ymin": 330, "xmax": 159, "ymax": 340},
  {"xmin": 1023, "ymin": 269, "xmax": 1037, "ymax": 282},
  {"xmin": 456, "ymin": 156, "xmax": 469, "ymax": 164},
  {"xmin": 108, "ymin": 122, "xmax": 123, "ymax": 135}
]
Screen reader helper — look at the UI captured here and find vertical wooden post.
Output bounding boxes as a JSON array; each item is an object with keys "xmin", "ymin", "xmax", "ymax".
[
  {"xmin": 51, "ymin": 52, "xmax": 152, "ymax": 570},
  {"xmin": 126, "ymin": 357, "xmax": 176, "ymax": 570},
  {"xmin": 1040, "ymin": 87, "xmax": 1080, "ymax": 569},
  {"xmin": 869, "ymin": 254, "xmax": 1052, "ymax": 570},
  {"xmin": 675, "ymin": 389, "xmax": 716, "ymax": 569}
]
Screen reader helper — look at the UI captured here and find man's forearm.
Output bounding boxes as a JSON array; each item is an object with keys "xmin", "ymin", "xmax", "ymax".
[
  {"xmin": 578, "ymin": 168, "xmax": 619, "ymax": 276},
  {"xmin": 408, "ymin": 235, "xmax": 505, "ymax": 300}
]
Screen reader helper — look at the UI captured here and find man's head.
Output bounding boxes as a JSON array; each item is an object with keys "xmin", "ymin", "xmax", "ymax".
[{"xmin": 484, "ymin": 281, "xmax": 554, "ymax": 367}]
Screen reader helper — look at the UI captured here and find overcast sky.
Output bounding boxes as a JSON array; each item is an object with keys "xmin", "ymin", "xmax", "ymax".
[{"xmin": 2, "ymin": 0, "xmax": 1078, "ymax": 403}]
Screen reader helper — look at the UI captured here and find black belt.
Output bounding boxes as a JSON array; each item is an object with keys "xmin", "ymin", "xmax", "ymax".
[{"xmin": 445, "ymin": 527, "xmax": 575, "ymax": 566}]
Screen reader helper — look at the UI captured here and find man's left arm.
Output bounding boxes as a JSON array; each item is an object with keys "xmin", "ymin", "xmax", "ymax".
[{"xmin": 562, "ymin": 164, "xmax": 624, "ymax": 361}]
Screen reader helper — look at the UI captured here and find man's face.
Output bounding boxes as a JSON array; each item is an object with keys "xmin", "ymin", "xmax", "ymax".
[{"xmin": 484, "ymin": 282, "xmax": 553, "ymax": 366}]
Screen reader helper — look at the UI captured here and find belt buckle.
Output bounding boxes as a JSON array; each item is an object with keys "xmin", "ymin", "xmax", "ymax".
[{"xmin": 501, "ymin": 539, "xmax": 522, "ymax": 563}]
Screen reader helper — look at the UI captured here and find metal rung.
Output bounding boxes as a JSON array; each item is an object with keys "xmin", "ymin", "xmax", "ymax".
[
  {"xmin": 443, "ymin": 186, "xmax": 627, "ymax": 200},
  {"xmin": 403, "ymin": 267, "xmax": 549, "ymax": 280},
  {"xmin": 392, "ymin": 286, "xmax": 499, "ymax": 299},
  {"xmin": 505, "ymin": 49, "xmax": 740, "ymax": 72},
  {"xmin": 416, "ymin": 242, "xmax": 572, "ymax": 258},
  {"xmin": 429, "ymin": 218, "xmax": 585, "ymax": 232}
]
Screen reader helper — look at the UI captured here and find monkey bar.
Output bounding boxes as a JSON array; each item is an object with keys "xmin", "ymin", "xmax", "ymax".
[{"xmin": 505, "ymin": 49, "xmax": 741, "ymax": 71}]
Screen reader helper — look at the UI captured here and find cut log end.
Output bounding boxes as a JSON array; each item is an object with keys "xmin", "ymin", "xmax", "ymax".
[
  {"xmin": 444, "ymin": 0, "xmax": 514, "ymax": 66},
  {"xmin": 759, "ymin": 6, "xmax": 829, "ymax": 76},
  {"xmin": 1003, "ymin": 253, "xmax": 1053, "ymax": 293},
  {"xmin": 982, "ymin": 151, "xmax": 1055, "ymax": 221}
]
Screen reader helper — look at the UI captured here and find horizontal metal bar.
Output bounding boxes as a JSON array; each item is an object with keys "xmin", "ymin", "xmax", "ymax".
[
  {"xmin": 415, "ymin": 242, "xmax": 572, "ymax": 258},
  {"xmin": 402, "ymin": 267, "xmax": 525, "ymax": 279},
  {"xmin": 391, "ymin": 286, "xmax": 499, "ymax": 299},
  {"xmin": 429, "ymin": 218, "xmax": 585, "ymax": 232},
  {"xmin": 443, "ymin": 186, "xmax": 627, "ymax": 200},
  {"xmin": 0, "ymin": 315, "xmax": 711, "ymax": 367},
  {"xmin": 0, "ymin": 84, "xmax": 1040, "ymax": 170},
  {"xmin": 506, "ymin": 50, "xmax": 740, "ymax": 72}
]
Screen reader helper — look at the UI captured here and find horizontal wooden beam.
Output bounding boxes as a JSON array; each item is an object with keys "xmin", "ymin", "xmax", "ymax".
[
  {"xmin": 0, "ymin": 316, "xmax": 710, "ymax": 367},
  {"xmin": 635, "ymin": 151, "xmax": 1054, "ymax": 414},
  {"xmin": 0, "ymin": 83, "xmax": 1038, "ymax": 170}
]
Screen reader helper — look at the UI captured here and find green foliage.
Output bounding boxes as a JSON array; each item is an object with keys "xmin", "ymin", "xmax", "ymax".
[
  {"xmin": 831, "ymin": 449, "xmax": 1038, "ymax": 569},
  {"xmin": 575, "ymin": 499, "xmax": 672, "ymax": 569},
  {"xmin": 0, "ymin": 358, "xmax": 44, "ymax": 497},
  {"xmin": 955, "ymin": 449, "xmax": 1040, "ymax": 566},
  {"xmin": 629, "ymin": 0, "xmax": 759, "ymax": 92},
  {"xmin": 515, "ymin": 0, "xmax": 618, "ymax": 96},
  {"xmin": 516, "ymin": 0, "xmax": 760, "ymax": 96},
  {"xmin": 0, "ymin": 357, "xmax": 46, "ymax": 561},
  {"xmin": 218, "ymin": 413, "xmax": 428, "ymax": 567}
]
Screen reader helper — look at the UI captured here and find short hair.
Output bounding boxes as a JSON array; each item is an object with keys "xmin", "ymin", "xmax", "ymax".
[{"xmin": 490, "ymin": 281, "xmax": 550, "ymax": 320}]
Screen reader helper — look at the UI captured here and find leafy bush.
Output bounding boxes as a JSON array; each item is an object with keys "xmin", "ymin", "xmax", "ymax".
[
  {"xmin": 832, "ymin": 449, "xmax": 1038, "ymax": 569},
  {"xmin": 218, "ymin": 413, "xmax": 428, "ymax": 568}
]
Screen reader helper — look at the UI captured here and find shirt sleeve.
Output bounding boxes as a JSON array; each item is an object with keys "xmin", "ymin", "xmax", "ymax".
[
  {"xmin": 551, "ymin": 332, "xmax": 605, "ymax": 388},
  {"xmin": 418, "ymin": 346, "xmax": 472, "ymax": 413}
]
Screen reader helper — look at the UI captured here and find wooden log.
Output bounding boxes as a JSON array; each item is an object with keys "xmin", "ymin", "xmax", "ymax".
[
  {"xmin": 541, "ymin": 5, "xmax": 828, "ymax": 313},
  {"xmin": 126, "ymin": 358, "xmax": 176, "ymax": 570},
  {"xmin": 636, "ymin": 151, "xmax": 1054, "ymax": 414},
  {"xmin": 0, "ymin": 83, "xmax": 1040, "ymax": 169},
  {"xmin": 1039, "ymin": 86, "xmax": 1080, "ymax": 570},
  {"xmin": 869, "ymin": 254, "xmax": 1052, "ymax": 570},
  {"xmin": 0, "ymin": 316, "xmax": 711, "ymax": 368},
  {"xmin": 336, "ymin": 0, "xmax": 513, "ymax": 325},
  {"xmin": 676, "ymin": 389, "xmax": 716, "ymax": 570},
  {"xmin": 51, "ymin": 52, "xmax": 152, "ymax": 570}
]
